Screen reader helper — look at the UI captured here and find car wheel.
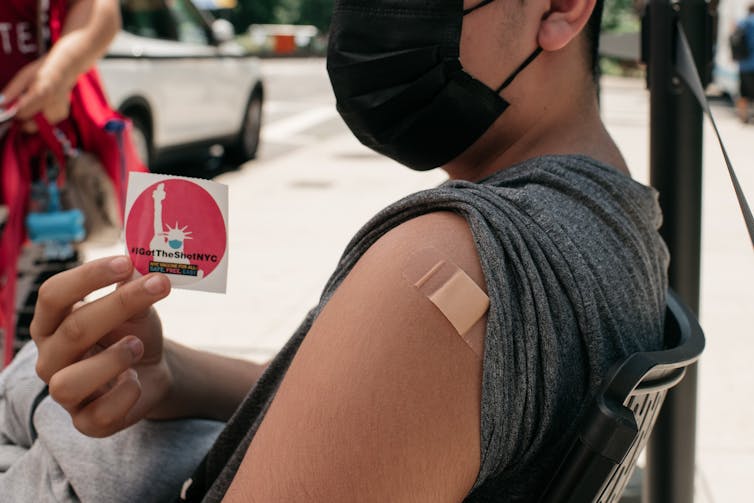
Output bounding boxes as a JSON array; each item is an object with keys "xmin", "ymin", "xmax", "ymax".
[
  {"xmin": 228, "ymin": 92, "xmax": 262, "ymax": 164},
  {"xmin": 129, "ymin": 115, "xmax": 152, "ymax": 169}
]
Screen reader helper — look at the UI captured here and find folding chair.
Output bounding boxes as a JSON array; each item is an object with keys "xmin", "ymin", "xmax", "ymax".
[{"xmin": 538, "ymin": 290, "xmax": 705, "ymax": 503}]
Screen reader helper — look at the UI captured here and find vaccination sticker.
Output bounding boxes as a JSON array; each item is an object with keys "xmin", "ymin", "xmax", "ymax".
[{"xmin": 125, "ymin": 172, "xmax": 228, "ymax": 293}]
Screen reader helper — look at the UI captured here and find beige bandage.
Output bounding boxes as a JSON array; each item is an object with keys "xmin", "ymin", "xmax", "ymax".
[{"xmin": 403, "ymin": 247, "xmax": 489, "ymax": 358}]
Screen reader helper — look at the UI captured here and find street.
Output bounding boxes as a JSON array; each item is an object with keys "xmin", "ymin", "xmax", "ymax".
[
  {"xmin": 258, "ymin": 58, "xmax": 345, "ymax": 159},
  {"xmin": 82, "ymin": 58, "xmax": 753, "ymax": 502}
]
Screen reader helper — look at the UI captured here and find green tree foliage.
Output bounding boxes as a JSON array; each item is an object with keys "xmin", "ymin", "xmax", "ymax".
[
  {"xmin": 298, "ymin": 0, "xmax": 334, "ymax": 31},
  {"xmin": 227, "ymin": 0, "xmax": 333, "ymax": 32},
  {"xmin": 225, "ymin": 0, "xmax": 275, "ymax": 32},
  {"xmin": 227, "ymin": 0, "xmax": 634, "ymax": 37},
  {"xmin": 602, "ymin": 0, "xmax": 641, "ymax": 33},
  {"xmin": 273, "ymin": 0, "xmax": 302, "ymax": 24}
]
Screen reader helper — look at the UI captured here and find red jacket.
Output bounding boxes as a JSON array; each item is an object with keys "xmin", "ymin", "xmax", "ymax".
[{"xmin": 0, "ymin": 0, "xmax": 145, "ymax": 366}]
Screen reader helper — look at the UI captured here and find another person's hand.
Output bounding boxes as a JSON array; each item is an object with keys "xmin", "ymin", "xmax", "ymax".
[
  {"xmin": 30, "ymin": 256, "xmax": 172, "ymax": 437},
  {"xmin": 0, "ymin": 57, "xmax": 72, "ymax": 133}
]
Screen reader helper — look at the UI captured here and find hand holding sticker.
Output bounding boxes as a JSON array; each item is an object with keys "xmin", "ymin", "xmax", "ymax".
[{"xmin": 125, "ymin": 173, "xmax": 229, "ymax": 293}]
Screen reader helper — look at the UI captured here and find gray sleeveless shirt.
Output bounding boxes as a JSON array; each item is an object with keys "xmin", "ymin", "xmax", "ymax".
[{"xmin": 182, "ymin": 155, "xmax": 669, "ymax": 502}]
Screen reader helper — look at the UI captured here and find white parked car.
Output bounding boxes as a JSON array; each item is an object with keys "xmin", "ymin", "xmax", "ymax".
[{"xmin": 98, "ymin": 0, "xmax": 264, "ymax": 169}]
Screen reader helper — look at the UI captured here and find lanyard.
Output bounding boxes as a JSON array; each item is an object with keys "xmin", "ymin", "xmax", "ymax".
[{"xmin": 675, "ymin": 22, "xmax": 754, "ymax": 249}]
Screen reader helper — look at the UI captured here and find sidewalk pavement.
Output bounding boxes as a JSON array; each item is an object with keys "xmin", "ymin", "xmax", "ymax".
[{"xmin": 84, "ymin": 74, "xmax": 753, "ymax": 502}]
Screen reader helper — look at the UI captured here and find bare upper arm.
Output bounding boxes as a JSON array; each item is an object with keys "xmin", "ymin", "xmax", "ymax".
[{"xmin": 223, "ymin": 211, "xmax": 488, "ymax": 503}]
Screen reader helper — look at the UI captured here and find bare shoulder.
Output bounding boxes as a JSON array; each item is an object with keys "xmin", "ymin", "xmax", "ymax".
[
  {"xmin": 372, "ymin": 211, "xmax": 484, "ymax": 275},
  {"xmin": 223, "ymin": 211, "xmax": 488, "ymax": 503}
]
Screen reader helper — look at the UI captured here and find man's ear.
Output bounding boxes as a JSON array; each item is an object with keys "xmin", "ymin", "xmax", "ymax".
[{"xmin": 537, "ymin": 0, "xmax": 597, "ymax": 52}]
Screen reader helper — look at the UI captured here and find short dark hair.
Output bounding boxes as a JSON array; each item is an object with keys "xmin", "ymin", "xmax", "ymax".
[{"xmin": 585, "ymin": 0, "xmax": 605, "ymax": 80}]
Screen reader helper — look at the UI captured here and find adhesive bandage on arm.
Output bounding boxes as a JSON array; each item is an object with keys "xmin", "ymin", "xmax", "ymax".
[{"xmin": 402, "ymin": 247, "xmax": 489, "ymax": 358}]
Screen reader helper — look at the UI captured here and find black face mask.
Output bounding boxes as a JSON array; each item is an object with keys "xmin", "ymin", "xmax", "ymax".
[{"xmin": 327, "ymin": 0, "xmax": 542, "ymax": 171}]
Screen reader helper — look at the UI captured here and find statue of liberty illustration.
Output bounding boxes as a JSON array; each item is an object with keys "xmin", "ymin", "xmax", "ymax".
[{"xmin": 149, "ymin": 183, "xmax": 204, "ymax": 281}]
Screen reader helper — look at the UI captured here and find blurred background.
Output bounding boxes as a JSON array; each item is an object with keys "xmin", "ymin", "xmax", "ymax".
[{"xmin": 97, "ymin": 0, "xmax": 753, "ymax": 177}]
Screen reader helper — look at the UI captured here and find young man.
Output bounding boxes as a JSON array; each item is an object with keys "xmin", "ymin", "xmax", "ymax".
[{"xmin": 1, "ymin": 0, "xmax": 668, "ymax": 501}]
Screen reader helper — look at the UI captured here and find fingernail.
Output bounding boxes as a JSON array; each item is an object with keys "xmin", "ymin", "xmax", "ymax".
[
  {"xmin": 144, "ymin": 275, "xmax": 167, "ymax": 295},
  {"xmin": 126, "ymin": 338, "xmax": 143, "ymax": 359},
  {"xmin": 0, "ymin": 94, "xmax": 5, "ymax": 105},
  {"xmin": 110, "ymin": 256, "xmax": 130, "ymax": 274}
]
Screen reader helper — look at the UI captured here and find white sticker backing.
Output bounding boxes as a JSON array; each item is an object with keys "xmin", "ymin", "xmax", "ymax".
[{"xmin": 124, "ymin": 172, "xmax": 229, "ymax": 293}]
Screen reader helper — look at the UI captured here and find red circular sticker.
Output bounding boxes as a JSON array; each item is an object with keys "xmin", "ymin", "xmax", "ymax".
[{"xmin": 126, "ymin": 179, "xmax": 226, "ymax": 284}]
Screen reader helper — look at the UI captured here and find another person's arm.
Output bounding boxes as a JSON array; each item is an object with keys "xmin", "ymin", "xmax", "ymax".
[
  {"xmin": 150, "ymin": 339, "xmax": 269, "ymax": 422},
  {"xmin": 222, "ymin": 212, "xmax": 487, "ymax": 502},
  {"xmin": 1, "ymin": 0, "xmax": 121, "ymax": 129}
]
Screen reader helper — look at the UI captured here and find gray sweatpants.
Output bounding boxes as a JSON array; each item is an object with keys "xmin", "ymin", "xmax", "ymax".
[{"xmin": 0, "ymin": 343, "xmax": 224, "ymax": 503}]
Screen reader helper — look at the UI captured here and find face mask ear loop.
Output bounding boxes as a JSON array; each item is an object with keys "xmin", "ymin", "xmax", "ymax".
[
  {"xmin": 496, "ymin": 46, "xmax": 543, "ymax": 94},
  {"xmin": 463, "ymin": 0, "xmax": 497, "ymax": 16}
]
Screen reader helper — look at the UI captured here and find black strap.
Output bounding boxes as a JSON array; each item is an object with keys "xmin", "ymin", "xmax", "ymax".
[
  {"xmin": 675, "ymin": 23, "xmax": 754, "ymax": 249},
  {"xmin": 27, "ymin": 385, "xmax": 50, "ymax": 442},
  {"xmin": 496, "ymin": 46, "xmax": 543, "ymax": 93},
  {"xmin": 463, "ymin": 0, "xmax": 496, "ymax": 16}
]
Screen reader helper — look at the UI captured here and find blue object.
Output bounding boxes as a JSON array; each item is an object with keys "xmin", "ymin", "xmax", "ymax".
[
  {"xmin": 26, "ymin": 210, "xmax": 86, "ymax": 243},
  {"xmin": 739, "ymin": 15, "xmax": 754, "ymax": 72},
  {"xmin": 169, "ymin": 239, "xmax": 182, "ymax": 249},
  {"xmin": 105, "ymin": 118, "xmax": 129, "ymax": 204},
  {"xmin": 24, "ymin": 162, "xmax": 84, "ymax": 261},
  {"xmin": 46, "ymin": 182, "xmax": 62, "ymax": 212},
  {"xmin": 104, "ymin": 119, "xmax": 125, "ymax": 134}
]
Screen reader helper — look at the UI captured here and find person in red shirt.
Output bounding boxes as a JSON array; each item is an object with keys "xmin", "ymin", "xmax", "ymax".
[
  {"xmin": 0, "ymin": 0, "xmax": 121, "ymax": 360},
  {"xmin": 0, "ymin": 0, "xmax": 120, "ymax": 132}
]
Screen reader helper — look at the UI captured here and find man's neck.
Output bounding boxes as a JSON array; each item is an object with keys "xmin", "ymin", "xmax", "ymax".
[{"xmin": 443, "ymin": 71, "xmax": 629, "ymax": 181}]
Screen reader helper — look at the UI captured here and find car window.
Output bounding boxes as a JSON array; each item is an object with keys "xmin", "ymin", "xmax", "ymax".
[
  {"xmin": 121, "ymin": 0, "xmax": 178, "ymax": 41},
  {"xmin": 121, "ymin": 0, "xmax": 209, "ymax": 45},
  {"xmin": 165, "ymin": 0, "xmax": 210, "ymax": 45}
]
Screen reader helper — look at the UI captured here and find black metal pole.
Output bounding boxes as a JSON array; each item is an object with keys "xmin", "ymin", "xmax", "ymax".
[{"xmin": 645, "ymin": 0, "xmax": 706, "ymax": 501}]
